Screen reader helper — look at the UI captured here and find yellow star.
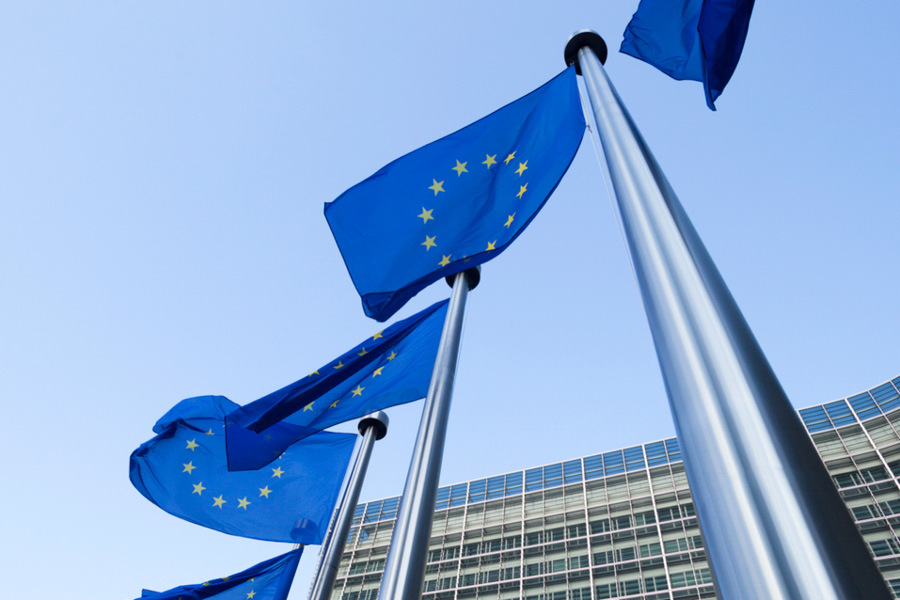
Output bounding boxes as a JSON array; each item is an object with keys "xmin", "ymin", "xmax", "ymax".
[
  {"xmin": 482, "ymin": 154, "xmax": 497, "ymax": 169},
  {"xmin": 504, "ymin": 213, "xmax": 515, "ymax": 228},
  {"xmin": 422, "ymin": 235, "xmax": 437, "ymax": 251},
  {"xmin": 205, "ymin": 429, "xmax": 215, "ymax": 436},
  {"xmin": 486, "ymin": 240, "xmax": 497, "ymax": 251},
  {"xmin": 212, "ymin": 495, "xmax": 226, "ymax": 508},
  {"xmin": 183, "ymin": 462, "xmax": 196, "ymax": 474},
  {"xmin": 259, "ymin": 486, "xmax": 272, "ymax": 498},
  {"xmin": 192, "ymin": 482, "xmax": 205, "ymax": 495},
  {"xmin": 515, "ymin": 161, "xmax": 528, "ymax": 176},
  {"xmin": 247, "ymin": 591, "xmax": 256, "ymax": 599},
  {"xmin": 222, "ymin": 577, "xmax": 230, "ymax": 581},
  {"xmin": 452, "ymin": 160, "xmax": 468, "ymax": 176},
  {"xmin": 372, "ymin": 366, "xmax": 384, "ymax": 377},
  {"xmin": 303, "ymin": 401, "xmax": 314, "ymax": 412},
  {"xmin": 203, "ymin": 582, "xmax": 210, "ymax": 587},
  {"xmin": 329, "ymin": 399, "xmax": 340, "ymax": 409},
  {"xmin": 272, "ymin": 467, "xmax": 285, "ymax": 478},
  {"xmin": 358, "ymin": 347, "xmax": 368, "ymax": 357},
  {"xmin": 308, "ymin": 369, "xmax": 319, "ymax": 377},
  {"xmin": 504, "ymin": 151, "xmax": 516, "ymax": 165},
  {"xmin": 387, "ymin": 351, "xmax": 398, "ymax": 361},
  {"xmin": 428, "ymin": 179, "xmax": 445, "ymax": 195},
  {"xmin": 417, "ymin": 207, "xmax": 434, "ymax": 224},
  {"xmin": 333, "ymin": 361, "xmax": 344, "ymax": 370},
  {"xmin": 352, "ymin": 385, "xmax": 364, "ymax": 397},
  {"xmin": 237, "ymin": 497, "xmax": 251, "ymax": 510},
  {"xmin": 186, "ymin": 439, "xmax": 199, "ymax": 451},
  {"xmin": 372, "ymin": 331, "xmax": 383, "ymax": 340},
  {"xmin": 516, "ymin": 183, "xmax": 528, "ymax": 199},
  {"xmin": 438, "ymin": 254, "xmax": 451, "ymax": 267}
]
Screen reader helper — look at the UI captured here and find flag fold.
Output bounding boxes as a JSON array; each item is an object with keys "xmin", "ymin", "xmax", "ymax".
[
  {"xmin": 620, "ymin": 0, "xmax": 755, "ymax": 109},
  {"xmin": 225, "ymin": 299, "xmax": 448, "ymax": 470},
  {"xmin": 130, "ymin": 396, "xmax": 355, "ymax": 544}
]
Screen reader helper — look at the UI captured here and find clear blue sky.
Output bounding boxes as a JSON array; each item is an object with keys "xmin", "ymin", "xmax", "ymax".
[{"xmin": 2, "ymin": 2, "xmax": 899, "ymax": 599}]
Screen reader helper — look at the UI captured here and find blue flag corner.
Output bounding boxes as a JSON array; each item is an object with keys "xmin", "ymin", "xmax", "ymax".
[
  {"xmin": 620, "ymin": 0, "xmax": 755, "ymax": 109},
  {"xmin": 138, "ymin": 547, "xmax": 302, "ymax": 600}
]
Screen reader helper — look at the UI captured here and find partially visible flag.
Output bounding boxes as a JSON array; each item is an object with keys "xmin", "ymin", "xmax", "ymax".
[
  {"xmin": 138, "ymin": 547, "xmax": 301, "ymax": 600},
  {"xmin": 225, "ymin": 299, "xmax": 448, "ymax": 470},
  {"xmin": 130, "ymin": 396, "xmax": 355, "ymax": 544},
  {"xmin": 325, "ymin": 68, "xmax": 584, "ymax": 321},
  {"xmin": 620, "ymin": 0, "xmax": 755, "ymax": 110}
]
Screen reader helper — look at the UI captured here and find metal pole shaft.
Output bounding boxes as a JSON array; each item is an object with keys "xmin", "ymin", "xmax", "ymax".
[
  {"xmin": 377, "ymin": 268, "xmax": 476, "ymax": 600},
  {"xmin": 565, "ymin": 30, "xmax": 889, "ymax": 600},
  {"xmin": 309, "ymin": 412, "xmax": 389, "ymax": 600}
]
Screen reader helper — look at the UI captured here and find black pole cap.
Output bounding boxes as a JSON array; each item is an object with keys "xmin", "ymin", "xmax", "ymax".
[
  {"xmin": 445, "ymin": 265, "xmax": 481, "ymax": 291},
  {"xmin": 564, "ymin": 30, "xmax": 608, "ymax": 74},
  {"xmin": 358, "ymin": 411, "xmax": 389, "ymax": 440}
]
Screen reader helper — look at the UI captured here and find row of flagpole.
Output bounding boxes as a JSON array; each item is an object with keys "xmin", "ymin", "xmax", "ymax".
[
  {"xmin": 309, "ymin": 32, "xmax": 889, "ymax": 600},
  {"xmin": 132, "ymin": 27, "xmax": 891, "ymax": 600}
]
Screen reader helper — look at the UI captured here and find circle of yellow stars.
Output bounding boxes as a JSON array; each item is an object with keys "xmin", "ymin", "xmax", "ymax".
[
  {"xmin": 183, "ymin": 433, "xmax": 285, "ymax": 513},
  {"xmin": 418, "ymin": 150, "xmax": 531, "ymax": 267}
]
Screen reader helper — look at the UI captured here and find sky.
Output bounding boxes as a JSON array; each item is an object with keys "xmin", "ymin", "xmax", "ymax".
[{"xmin": 2, "ymin": 1, "xmax": 899, "ymax": 599}]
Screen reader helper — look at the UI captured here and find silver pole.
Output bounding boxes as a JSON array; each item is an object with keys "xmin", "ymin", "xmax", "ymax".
[
  {"xmin": 564, "ymin": 30, "xmax": 889, "ymax": 600},
  {"xmin": 308, "ymin": 412, "xmax": 390, "ymax": 600},
  {"xmin": 376, "ymin": 267, "xmax": 479, "ymax": 600}
]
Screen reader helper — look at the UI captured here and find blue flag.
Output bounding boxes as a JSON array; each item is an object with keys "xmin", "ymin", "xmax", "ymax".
[
  {"xmin": 325, "ymin": 68, "xmax": 584, "ymax": 321},
  {"xmin": 130, "ymin": 396, "xmax": 355, "ymax": 544},
  {"xmin": 225, "ymin": 299, "xmax": 448, "ymax": 470},
  {"xmin": 620, "ymin": 0, "xmax": 755, "ymax": 110},
  {"xmin": 139, "ymin": 547, "xmax": 301, "ymax": 600}
]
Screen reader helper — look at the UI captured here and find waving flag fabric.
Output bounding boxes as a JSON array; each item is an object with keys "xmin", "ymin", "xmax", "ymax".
[
  {"xmin": 225, "ymin": 299, "xmax": 448, "ymax": 470},
  {"xmin": 130, "ymin": 396, "xmax": 355, "ymax": 543},
  {"xmin": 620, "ymin": 0, "xmax": 755, "ymax": 109},
  {"xmin": 325, "ymin": 68, "xmax": 584, "ymax": 321},
  {"xmin": 138, "ymin": 547, "xmax": 301, "ymax": 600}
]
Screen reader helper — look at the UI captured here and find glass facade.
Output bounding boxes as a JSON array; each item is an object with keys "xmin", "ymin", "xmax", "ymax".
[{"xmin": 331, "ymin": 375, "xmax": 900, "ymax": 600}]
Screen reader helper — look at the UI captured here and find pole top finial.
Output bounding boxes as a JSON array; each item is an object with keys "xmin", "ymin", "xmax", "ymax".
[
  {"xmin": 358, "ymin": 411, "xmax": 389, "ymax": 440},
  {"xmin": 564, "ymin": 30, "xmax": 608, "ymax": 74},
  {"xmin": 445, "ymin": 265, "xmax": 481, "ymax": 291}
]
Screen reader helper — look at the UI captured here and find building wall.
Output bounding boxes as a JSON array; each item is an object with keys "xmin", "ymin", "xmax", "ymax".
[{"xmin": 331, "ymin": 376, "xmax": 900, "ymax": 600}]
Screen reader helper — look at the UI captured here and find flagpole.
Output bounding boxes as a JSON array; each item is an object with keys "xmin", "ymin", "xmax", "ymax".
[
  {"xmin": 376, "ymin": 267, "xmax": 479, "ymax": 600},
  {"xmin": 308, "ymin": 411, "xmax": 390, "ymax": 600},
  {"xmin": 564, "ymin": 30, "xmax": 889, "ymax": 600}
]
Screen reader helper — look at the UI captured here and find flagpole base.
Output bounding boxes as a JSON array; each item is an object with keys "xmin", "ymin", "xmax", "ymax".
[
  {"xmin": 564, "ymin": 30, "xmax": 607, "ymax": 73},
  {"xmin": 445, "ymin": 266, "xmax": 481, "ymax": 291}
]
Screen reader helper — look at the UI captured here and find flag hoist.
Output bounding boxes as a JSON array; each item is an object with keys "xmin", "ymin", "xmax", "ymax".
[{"xmin": 564, "ymin": 30, "xmax": 889, "ymax": 600}]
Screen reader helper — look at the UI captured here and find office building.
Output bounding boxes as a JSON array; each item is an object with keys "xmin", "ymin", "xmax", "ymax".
[{"xmin": 331, "ymin": 375, "xmax": 900, "ymax": 599}]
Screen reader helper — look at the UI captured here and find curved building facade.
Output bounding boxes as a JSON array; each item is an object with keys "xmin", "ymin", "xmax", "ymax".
[{"xmin": 331, "ymin": 375, "xmax": 900, "ymax": 600}]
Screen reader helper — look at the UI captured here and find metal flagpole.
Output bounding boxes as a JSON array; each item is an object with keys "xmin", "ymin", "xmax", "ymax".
[
  {"xmin": 564, "ymin": 30, "xmax": 889, "ymax": 600},
  {"xmin": 308, "ymin": 412, "xmax": 390, "ymax": 600},
  {"xmin": 376, "ymin": 267, "xmax": 479, "ymax": 600}
]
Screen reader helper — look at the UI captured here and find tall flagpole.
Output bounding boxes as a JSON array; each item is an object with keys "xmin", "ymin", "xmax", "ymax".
[
  {"xmin": 564, "ymin": 30, "xmax": 890, "ymax": 600},
  {"xmin": 308, "ymin": 412, "xmax": 390, "ymax": 600},
  {"xmin": 376, "ymin": 267, "xmax": 479, "ymax": 600}
]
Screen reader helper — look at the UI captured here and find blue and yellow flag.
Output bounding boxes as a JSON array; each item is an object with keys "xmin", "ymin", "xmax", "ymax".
[
  {"xmin": 225, "ymin": 299, "xmax": 448, "ymax": 470},
  {"xmin": 620, "ymin": 0, "xmax": 755, "ymax": 109},
  {"xmin": 130, "ymin": 396, "xmax": 355, "ymax": 544},
  {"xmin": 325, "ymin": 68, "xmax": 584, "ymax": 321},
  {"xmin": 139, "ymin": 547, "xmax": 301, "ymax": 600}
]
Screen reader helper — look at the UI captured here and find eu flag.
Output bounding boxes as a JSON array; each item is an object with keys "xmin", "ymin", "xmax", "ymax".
[
  {"xmin": 620, "ymin": 0, "xmax": 755, "ymax": 110},
  {"xmin": 130, "ymin": 396, "xmax": 355, "ymax": 544},
  {"xmin": 325, "ymin": 68, "xmax": 584, "ymax": 321},
  {"xmin": 225, "ymin": 299, "xmax": 448, "ymax": 470},
  {"xmin": 139, "ymin": 547, "xmax": 301, "ymax": 600}
]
